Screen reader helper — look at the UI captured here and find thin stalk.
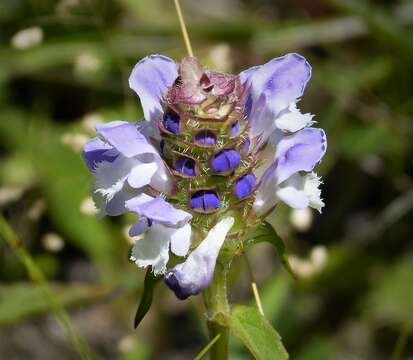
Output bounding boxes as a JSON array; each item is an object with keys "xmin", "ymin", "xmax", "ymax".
[
  {"xmin": 203, "ymin": 261, "xmax": 230, "ymax": 360},
  {"xmin": 391, "ymin": 320, "xmax": 411, "ymax": 360},
  {"xmin": 0, "ymin": 215, "xmax": 95, "ymax": 360},
  {"xmin": 244, "ymin": 253, "xmax": 265, "ymax": 316},
  {"xmin": 193, "ymin": 334, "xmax": 221, "ymax": 360},
  {"xmin": 173, "ymin": 0, "xmax": 194, "ymax": 56}
]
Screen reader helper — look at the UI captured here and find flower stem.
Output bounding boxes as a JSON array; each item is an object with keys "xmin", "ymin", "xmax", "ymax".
[
  {"xmin": 203, "ymin": 260, "xmax": 230, "ymax": 360},
  {"xmin": 173, "ymin": 0, "xmax": 194, "ymax": 57},
  {"xmin": 244, "ymin": 252, "xmax": 265, "ymax": 316}
]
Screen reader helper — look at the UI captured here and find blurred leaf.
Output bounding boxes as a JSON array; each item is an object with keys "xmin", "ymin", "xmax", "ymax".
[
  {"xmin": 314, "ymin": 57, "xmax": 391, "ymax": 99},
  {"xmin": 261, "ymin": 272, "xmax": 290, "ymax": 321},
  {"xmin": 0, "ymin": 152, "xmax": 36, "ymax": 186},
  {"xmin": 326, "ymin": 0, "xmax": 413, "ymax": 54},
  {"xmin": 134, "ymin": 268, "xmax": 160, "ymax": 328},
  {"xmin": 295, "ymin": 336, "xmax": 337, "ymax": 360},
  {"xmin": 247, "ymin": 222, "xmax": 296, "ymax": 278},
  {"xmin": 0, "ymin": 282, "xmax": 109, "ymax": 325},
  {"xmin": 255, "ymin": 3, "xmax": 413, "ymax": 53},
  {"xmin": 0, "ymin": 215, "xmax": 95, "ymax": 359},
  {"xmin": 121, "ymin": 335, "xmax": 151, "ymax": 360},
  {"xmin": 363, "ymin": 256, "xmax": 413, "ymax": 325},
  {"xmin": 229, "ymin": 305, "xmax": 288, "ymax": 360},
  {"xmin": 339, "ymin": 124, "xmax": 404, "ymax": 158}
]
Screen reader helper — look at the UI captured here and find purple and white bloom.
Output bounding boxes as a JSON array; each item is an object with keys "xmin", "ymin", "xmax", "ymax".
[
  {"xmin": 126, "ymin": 194, "xmax": 192, "ymax": 275},
  {"xmin": 164, "ymin": 217, "xmax": 234, "ymax": 299},
  {"xmin": 83, "ymin": 121, "xmax": 172, "ymax": 217},
  {"xmin": 82, "ymin": 52, "xmax": 327, "ymax": 300},
  {"xmin": 253, "ymin": 127, "xmax": 327, "ymax": 215}
]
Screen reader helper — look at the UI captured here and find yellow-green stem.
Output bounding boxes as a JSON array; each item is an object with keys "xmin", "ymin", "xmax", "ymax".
[
  {"xmin": 173, "ymin": 0, "xmax": 194, "ymax": 56},
  {"xmin": 203, "ymin": 260, "xmax": 230, "ymax": 360}
]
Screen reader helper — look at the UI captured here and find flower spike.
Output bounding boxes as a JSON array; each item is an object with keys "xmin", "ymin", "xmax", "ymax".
[{"xmin": 83, "ymin": 53, "xmax": 327, "ymax": 302}]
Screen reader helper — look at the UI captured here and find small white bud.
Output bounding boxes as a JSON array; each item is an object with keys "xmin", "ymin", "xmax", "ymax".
[
  {"xmin": 42, "ymin": 232, "xmax": 65, "ymax": 252},
  {"xmin": 80, "ymin": 197, "xmax": 99, "ymax": 215},
  {"xmin": 289, "ymin": 207, "xmax": 313, "ymax": 232},
  {"xmin": 61, "ymin": 133, "xmax": 89, "ymax": 153},
  {"xmin": 11, "ymin": 27, "xmax": 43, "ymax": 50}
]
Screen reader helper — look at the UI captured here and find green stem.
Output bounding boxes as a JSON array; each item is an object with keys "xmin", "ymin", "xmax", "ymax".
[
  {"xmin": 0, "ymin": 215, "xmax": 94, "ymax": 360},
  {"xmin": 203, "ymin": 260, "xmax": 230, "ymax": 360}
]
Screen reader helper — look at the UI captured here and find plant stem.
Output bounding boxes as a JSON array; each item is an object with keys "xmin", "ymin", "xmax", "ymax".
[
  {"xmin": 173, "ymin": 0, "xmax": 194, "ymax": 56},
  {"xmin": 244, "ymin": 252, "xmax": 265, "ymax": 316},
  {"xmin": 203, "ymin": 260, "xmax": 230, "ymax": 360},
  {"xmin": 0, "ymin": 215, "xmax": 94, "ymax": 360}
]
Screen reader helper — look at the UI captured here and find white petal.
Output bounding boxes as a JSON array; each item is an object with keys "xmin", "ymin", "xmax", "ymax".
[
  {"xmin": 170, "ymin": 223, "xmax": 192, "ymax": 257},
  {"xmin": 253, "ymin": 172, "xmax": 278, "ymax": 216},
  {"xmin": 277, "ymin": 173, "xmax": 324, "ymax": 212},
  {"xmin": 149, "ymin": 157, "xmax": 173, "ymax": 193},
  {"xmin": 93, "ymin": 155, "xmax": 137, "ymax": 201},
  {"xmin": 276, "ymin": 183, "xmax": 309, "ymax": 209},
  {"xmin": 275, "ymin": 102, "xmax": 314, "ymax": 132},
  {"xmin": 127, "ymin": 162, "xmax": 157, "ymax": 188},
  {"xmin": 304, "ymin": 172, "xmax": 325, "ymax": 212},
  {"xmin": 130, "ymin": 223, "xmax": 171, "ymax": 275}
]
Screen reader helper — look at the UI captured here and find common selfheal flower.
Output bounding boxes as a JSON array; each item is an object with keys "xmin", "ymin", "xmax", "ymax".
[{"xmin": 82, "ymin": 52, "xmax": 327, "ymax": 300}]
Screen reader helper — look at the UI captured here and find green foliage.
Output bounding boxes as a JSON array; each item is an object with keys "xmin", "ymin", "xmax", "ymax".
[
  {"xmin": 363, "ymin": 256, "xmax": 413, "ymax": 325},
  {"xmin": 247, "ymin": 221, "xmax": 296, "ymax": 278},
  {"xmin": 0, "ymin": 282, "xmax": 109, "ymax": 325},
  {"xmin": 229, "ymin": 305, "xmax": 288, "ymax": 360},
  {"xmin": 134, "ymin": 268, "xmax": 160, "ymax": 328}
]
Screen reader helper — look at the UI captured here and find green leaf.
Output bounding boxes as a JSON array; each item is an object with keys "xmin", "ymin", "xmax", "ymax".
[
  {"xmin": 134, "ymin": 268, "xmax": 160, "ymax": 328},
  {"xmin": 247, "ymin": 222, "xmax": 296, "ymax": 278},
  {"xmin": 0, "ymin": 282, "xmax": 109, "ymax": 325},
  {"xmin": 363, "ymin": 256, "xmax": 413, "ymax": 325},
  {"xmin": 229, "ymin": 305, "xmax": 288, "ymax": 360}
]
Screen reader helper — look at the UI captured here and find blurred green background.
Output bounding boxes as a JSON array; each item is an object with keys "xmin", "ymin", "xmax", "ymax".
[{"xmin": 1, "ymin": 0, "xmax": 413, "ymax": 359}]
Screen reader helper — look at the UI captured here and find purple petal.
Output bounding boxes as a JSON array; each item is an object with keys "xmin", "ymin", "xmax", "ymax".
[
  {"xmin": 212, "ymin": 149, "xmax": 241, "ymax": 173},
  {"xmin": 234, "ymin": 174, "xmax": 256, "ymax": 200},
  {"xmin": 96, "ymin": 121, "xmax": 159, "ymax": 158},
  {"xmin": 249, "ymin": 53, "xmax": 311, "ymax": 114},
  {"xmin": 83, "ymin": 138, "xmax": 118, "ymax": 170},
  {"xmin": 195, "ymin": 130, "xmax": 216, "ymax": 146},
  {"xmin": 104, "ymin": 188, "xmax": 136, "ymax": 216},
  {"xmin": 241, "ymin": 54, "xmax": 311, "ymax": 142},
  {"xmin": 126, "ymin": 194, "xmax": 192, "ymax": 227},
  {"xmin": 243, "ymin": 138, "xmax": 251, "ymax": 154},
  {"xmin": 175, "ymin": 157, "xmax": 196, "ymax": 177},
  {"xmin": 230, "ymin": 121, "xmax": 240, "ymax": 136},
  {"xmin": 189, "ymin": 190, "xmax": 221, "ymax": 212},
  {"xmin": 164, "ymin": 217, "xmax": 234, "ymax": 299},
  {"xmin": 261, "ymin": 127, "xmax": 327, "ymax": 189},
  {"xmin": 129, "ymin": 55, "xmax": 178, "ymax": 122},
  {"xmin": 163, "ymin": 112, "xmax": 180, "ymax": 135},
  {"xmin": 129, "ymin": 217, "xmax": 150, "ymax": 237},
  {"xmin": 239, "ymin": 65, "xmax": 260, "ymax": 88}
]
